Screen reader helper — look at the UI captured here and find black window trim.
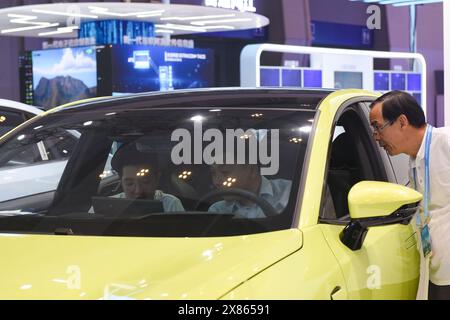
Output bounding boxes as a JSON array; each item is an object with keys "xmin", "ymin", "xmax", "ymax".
[{"xmin": 318, "ymin": 96, "xmax": 388, "ymax": 225}]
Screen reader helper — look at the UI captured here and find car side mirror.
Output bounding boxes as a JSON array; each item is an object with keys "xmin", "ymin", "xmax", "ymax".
[{"xmin": 340, "ymin": 181, "xmax": 422, "ymax": 251}]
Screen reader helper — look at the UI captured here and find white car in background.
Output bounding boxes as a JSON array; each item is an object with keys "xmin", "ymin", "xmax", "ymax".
[
  {"xmin": 0, "ymin": 98, "xmax": 115, "ymax": 205},
  {"xmin": 0, "ymin": 99, "xmax": 81, "ymax": 204},
  {"xmin": 0, "ymin": 99, "xmax": 43, "ymax": 136}
]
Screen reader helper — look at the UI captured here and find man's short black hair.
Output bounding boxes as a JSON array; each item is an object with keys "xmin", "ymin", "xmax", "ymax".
[
  {"xmin": 111, "ymin": 143, "xmax": 159, "ymax": 176},
  {"xmin": 369, "ymin": 90, "xmax": 426, "ymax": 128}
]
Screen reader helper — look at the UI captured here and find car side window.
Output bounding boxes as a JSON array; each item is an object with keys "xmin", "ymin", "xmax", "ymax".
[
  {"xmin": 43, "ymin": 130, "xmax": 78, "ymax": 161},
  {"xmin": 0, "ymin": 109, "xmax": 25, "ymax": 137},
  {"xmin": 360, "ymin": 102, "xmax": 402, "ymax": 185},
  {"xmin": 0, "ymin": 128, "xmax": 78, "ymax": 203},
  {"xmin": 0, "ymin": 129, "xmax": 78, "ymax": 168},
  {"xmin": 320, "ymin": 104, "xmax": 388, "ymax": 223}
]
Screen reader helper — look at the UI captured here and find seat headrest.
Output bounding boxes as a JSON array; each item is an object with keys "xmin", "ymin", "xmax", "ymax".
[
  {"xmin": 330, "ymin": 133, "xmax": 358, "ymax": 169},
  {"xmin": 111, "ymin": 143, "xmax": 159, "ymax": 176}
]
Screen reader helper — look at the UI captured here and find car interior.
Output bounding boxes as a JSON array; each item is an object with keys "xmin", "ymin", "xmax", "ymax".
[
  {"xmin": 321, "ymin": 105, "xmax": 387, "ymax": 222},
  {"xmin": 0, "ymin": 107, "xmax": 313, "ymax": 237}
]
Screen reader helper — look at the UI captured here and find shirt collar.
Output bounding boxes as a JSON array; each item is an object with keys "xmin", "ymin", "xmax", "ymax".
[
  {"xmin": 227, "ymin": 176, "xmax": 273, "ymax": 212},
  {"xmin": 259, "ymin": 176, "xmax": 274, "ymax": 197},
  {"xmin": 409, "ymin": 125, "xmax": 428, "ymax": 165}
]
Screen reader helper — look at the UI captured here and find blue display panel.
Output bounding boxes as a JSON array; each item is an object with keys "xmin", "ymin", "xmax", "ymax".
[
  {"xmin": 111, "ymin": 45, "xmax": 214, "ymax": 94},
  {"xmin": 79, "ymin": 20, "xmax": 155, "ymax": 45},
  {"xmin": 303, "ymin": 69, "xmax": 322, "ymax": 88},
  {"xmin": 281, "ymin": 69, "xmax": 301, "ymax": 87},
  {"xmin": 390, "ymin": 73, "xmax": 406, "ymax": 90},
  {"xmin": 334, "ymin": 71, "xmax": 363, "ymax": 89},
  {"xmin": 407, "ymin": 73, "xmax": 421, "ymax": 91},
  {"xmin": 32, "ymin": 46, "xmax": 97, "ymax": 109},
  {"xmin": 374, "ymin": 72, "xmax": 389, "ymax": 91},
  {"xmin": 260, "ymin": 68, "xmax": 280, "ymax": 87},
  {"xmin": 311, "ymin": 20, "xmax": 373, "ymax": 49}
]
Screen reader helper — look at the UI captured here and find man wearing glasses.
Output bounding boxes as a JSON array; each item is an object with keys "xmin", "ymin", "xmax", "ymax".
[{"xmin": 369, "ymin": 90, "xmax": 450, "ymax": 300}]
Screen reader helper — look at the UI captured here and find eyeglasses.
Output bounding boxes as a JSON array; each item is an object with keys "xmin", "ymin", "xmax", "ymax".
[{"xmin": 371, "ymin": 120, "xmax": 393, "ymax": 134}]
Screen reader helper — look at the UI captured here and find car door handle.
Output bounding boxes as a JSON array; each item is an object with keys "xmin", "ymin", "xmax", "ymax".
[{"xmin": 330, "ymin": 286, "xmax": 345, "ymax": 300}]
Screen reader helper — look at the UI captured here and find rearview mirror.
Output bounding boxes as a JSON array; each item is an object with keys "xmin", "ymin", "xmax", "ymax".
[{"xmin": 340, "ymin": 181, "xmax": 422, "ymax": 251}]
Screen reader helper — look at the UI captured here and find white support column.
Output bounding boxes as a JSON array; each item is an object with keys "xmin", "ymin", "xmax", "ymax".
[
  {"xmin": 444, "ymin": 0, "xmax": 450, "ymax": 125},
  {"xmin": 162, "ymin": 0, "xmax": 171, "ymax": 41}
]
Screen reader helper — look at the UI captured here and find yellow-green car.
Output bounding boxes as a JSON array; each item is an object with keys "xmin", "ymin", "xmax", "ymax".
[{"xmin": 0, "ymin": 88, "xmax": 421, "ymax": 299}]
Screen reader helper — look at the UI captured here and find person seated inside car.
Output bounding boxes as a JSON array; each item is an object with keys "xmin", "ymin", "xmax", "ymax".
[
  {"xmin": 110, "ymin": 144, "xmax": 185, "ymax": 212},
  {"xmin": 208, "ymin": 163, "xmax": 292, "ymax": 218}
]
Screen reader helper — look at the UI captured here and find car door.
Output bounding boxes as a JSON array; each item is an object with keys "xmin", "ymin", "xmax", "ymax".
[{"xmin": 318, "ymin": 100, "xmax": 420, "ymax": 299}]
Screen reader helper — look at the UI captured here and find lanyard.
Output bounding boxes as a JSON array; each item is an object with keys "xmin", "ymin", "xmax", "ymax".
[{"xmin": 413, "ymin": 125, "xmax": 433, "ymax": 226}]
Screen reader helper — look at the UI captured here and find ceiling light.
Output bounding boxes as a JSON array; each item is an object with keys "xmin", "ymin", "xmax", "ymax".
[
  {"xmin": 38, "ymin": 26, "xmax": 79, "ymax": 37},
  {"xmin": 3, "ymin": 14, "xmax": 60, "ymax": 34},
  {"xmin": 137, "ymin": 10, "xmax": 164, "ymax": 18},
  {"xmin": 191, "ymin": 18, "xmax": 253, "ymax": 26},
  {"xmin": 160, "ymin": 14, "xmax": 236, "ymax": 22},
  {"xmin": 88, "ymin": 6, "xmax": 164, "ymax": 18},
  {"xmin": 155, "ymin": 29, "xmax": 174, "ymax": 34},
  {"xmin": 202, "ymin": 25, "xmax": 235, "ymax": 30},
  {"xmin": 8, "ymin": 14, "xmax": 42, "ymax": 25},
  {"xmin": 155, "ymin": 23, "xmax": 206, "ymax": 32},
  {"xmin": 392, "ymin": 0, "xmax": 442, "ymax": 5},
  {"xmin": 32, "ymin": 9, "xmax": 98, "ymax": 19},
  {"xmin": 1, "ymin": 23, "xmax": 59, "ymax": 34}
]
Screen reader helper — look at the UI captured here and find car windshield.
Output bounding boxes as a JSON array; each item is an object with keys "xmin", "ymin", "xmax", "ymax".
[{"xmin": 0, "ymin": 103, "xmax": 315, "ymax": 237}]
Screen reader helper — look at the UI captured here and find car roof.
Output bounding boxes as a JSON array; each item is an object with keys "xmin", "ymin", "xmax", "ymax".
[
  {"xmin": 0, "ymin": 99, "xmax": 43, "ymax": 115},
  {"xmin": 43, "ymin": 87, "xmax": 379, "ymax": 117},
  {"xmin": 47, "ymin": 87, "xmax": 336, "ymax": 114}
]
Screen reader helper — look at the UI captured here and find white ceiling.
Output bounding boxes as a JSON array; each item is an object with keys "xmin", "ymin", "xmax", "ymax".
[{"xmin": 0, "ymin": 2, "xmax": 269, "ymax": 38}]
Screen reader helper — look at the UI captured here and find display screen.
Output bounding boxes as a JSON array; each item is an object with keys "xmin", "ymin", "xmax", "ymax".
[
  {"xmin": 32, "ymin": 46, "xmax": 97, "ymax": 109},
  {"xmin": 334, "ymin": 71, "xmax": 363, "ymax": 89},
  {"xmin": 374, "ymin": 72, "xmax": 389, "ymax": 91},
  {"xmin": 407, "ymin": 73, "xmax": 421, "ymax": 91},
  {"xmin": 282, "ymin": 69, "xmax": 301, "ymax": 87},
  {"xmin": 390, "ymin": 73, "xmax": 406, "ymax": 91},
  {"xmin": 260, "ymin": 68, "xmax": 280, "ymax": 87},
  {"xmin": 111, "ymin": 45, "xmax": 214, "ymax": 94},
  {"xmin": 303, "ymin": 69, "xmax": 322, "ymax": 88}
]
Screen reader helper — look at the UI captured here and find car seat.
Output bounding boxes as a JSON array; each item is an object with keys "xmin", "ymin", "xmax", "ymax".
[{"xmin": 327, "ymin": 132, "xmax": 361, "ymax": 219}]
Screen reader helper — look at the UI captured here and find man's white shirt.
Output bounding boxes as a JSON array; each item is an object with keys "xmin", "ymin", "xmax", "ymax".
[
  {"xmin": 208, "ymin": 177, "xmax": 292, "ymax": 218},
  {"xmin": 409, "ymin": 126, "xmax": 450, "ymax": 286}
]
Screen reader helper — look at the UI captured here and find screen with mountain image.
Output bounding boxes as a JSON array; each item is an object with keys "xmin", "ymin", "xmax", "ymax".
[
  {"xmin": 111, "ymin": 45, "xmax": 214, "ymax": 94},
  {"xmin": 32, "ymin": 46, "xmax": 97, "ymax": 109}
]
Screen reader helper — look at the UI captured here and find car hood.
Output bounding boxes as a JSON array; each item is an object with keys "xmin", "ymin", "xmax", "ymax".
[{"xmin": 0, "ymin": 229, "xmax": 302, "ymax": 299}]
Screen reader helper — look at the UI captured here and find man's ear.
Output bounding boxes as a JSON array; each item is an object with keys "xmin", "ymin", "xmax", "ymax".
[{"xmin": 398, "ymin": 114, "xmax": 409, "ymax": 128}]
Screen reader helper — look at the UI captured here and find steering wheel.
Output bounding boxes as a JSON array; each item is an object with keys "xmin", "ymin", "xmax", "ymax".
[{"xmin": 195, "ymin": 188, "xmax": 278, "ymax": 217}]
